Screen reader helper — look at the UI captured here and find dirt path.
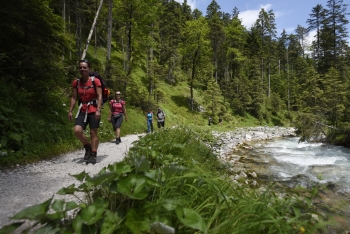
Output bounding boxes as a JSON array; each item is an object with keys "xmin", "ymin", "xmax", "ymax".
[{"xmin": 0, "ymin": 134, "xmax": 144, "ymax": 228}]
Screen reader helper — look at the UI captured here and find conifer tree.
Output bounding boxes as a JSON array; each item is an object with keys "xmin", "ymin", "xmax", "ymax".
[
  {"xmin": 180, "ymin": 17, "xmax": 211, "ymax": 111},
  {"xmin": 206, "ymin": 0, "xmax": 224, "ymax": 83},
  {"xmin": 307, "ymin": 4, "xmax": 327, "ymax": 72}
]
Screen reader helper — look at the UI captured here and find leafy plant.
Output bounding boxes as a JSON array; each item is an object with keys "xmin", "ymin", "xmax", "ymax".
[{"xmin": 1, "ymin": 127, "xmax": 327, "ymax": 233}]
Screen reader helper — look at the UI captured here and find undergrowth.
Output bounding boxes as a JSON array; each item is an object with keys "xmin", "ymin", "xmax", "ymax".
[{"xmin": 0, "ymin": 127, "xmax": 327, "ymax": 233}]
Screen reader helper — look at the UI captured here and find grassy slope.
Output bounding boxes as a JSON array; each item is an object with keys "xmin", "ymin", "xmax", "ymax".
[{"xmin": 0, "ymin": 45, "xmax": 287, "ymax": 167}]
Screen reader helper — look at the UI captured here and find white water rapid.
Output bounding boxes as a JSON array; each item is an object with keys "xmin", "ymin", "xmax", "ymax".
[{"xmin": 251, "ymin": 137, "xmax": 350, "ymax": 193}]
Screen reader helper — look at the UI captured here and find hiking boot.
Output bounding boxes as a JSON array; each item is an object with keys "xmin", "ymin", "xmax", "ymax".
[
  {"xmin": 84, "ymin": 144, "xmax": 92, "ymax": 161},
  {"xmin": 118, "ymin": 137, "xmax": 121, "ymax": 143},
  {"xmin": 116, "ymin": 138, "xmax": 119, "ymax": 144},
  {"xmin": 87, "ymin": 152, "xmax": 97, "ymax": 165}
]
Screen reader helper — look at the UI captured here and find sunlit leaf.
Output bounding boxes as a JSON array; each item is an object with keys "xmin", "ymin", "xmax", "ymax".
[
  {"xmin": 117, "ymin": 174, "xmax": 149, "ymax": 200},
  {"xmin": 65, "ymin": 201, "xmax": 79, "ymax": 210},
  {"xmin": 150, "ymin": 150, "xmax": 158, "ymax": 159},
  {"xmin": 69, "ymin": 171, "xmax": 89, "ymax": 182},
  {"xmin": 181, "ymin": 172, "xmax": 200, "ymax": 178},
  {"xmin": 0, "ymin": 106, "xmax": 14, "ymax": 113},
  {"xmin": 12, "ymin": 198, "xmax": 52, "ymax": 220},
  {"xmin": 144, "ymin": 169, "xmax": 162, "ymax": 187},
  {"xmin": 31, "ymin": 224, "xmax": 61, "ymax": 234},
  {"xmin": 78, "ymin": 182, "xmax": 92, "ymax": 192},
  {"xmin": 100, "ymin": 210, "xmax": 121, "ymax": 234},
  {"xmin": 57, "ymin": 184, "xmax": 79, "ymax": 195},
  {"xmin": 125, "ymin": 208, "xmax": 150, "ymax": 233},
  {"xmin": 161, "ymin": 199, "xmax": 182, "ymax": 211},
  {"xmin": 72, "ymin": 215, "xmax": 83, "ymax": 233},
  {"xmin": 80, "ymin": 204, "xmax": 105, "ymax": 225},
  {"xmin": 163, "ymin": 164, "xmax": 188, "ymax": 179},
  {"xmin": 107, "ymin": 162, "xmax": 132, "ymax": 174},
  {"xmin": 46, "ymin": 211, "xmax": 64, "ymax": 220},
  {"xmin": 175, "ymin": 206, "xmax": 207, "ymax": 232},
  {"xmin": 145, "ymin": 170, "xmax": 157, "ymax": 180},
  {"xmin": 51, "ymin": 199, "xmax": 65, "ymax": 212},
  {"xmin": 293, "ymin": 206, "xmax": 300, "ymax": 217},
  {"xmin": 93, "ymin": 197, "xmax": 109, "ymax": 209},
  {"xmin": 8, "ymin": 131, "xmax": 22, "ymax": 141},
  {"xmin": 133, "ymin": 155, "xmax": 150, "ymax": 172},
  {"xmin": 0, "ymin": 114, "xmax": 7, "ymax": 121},
  {"xmin": 1, "ymin": 136, "xmax": 7, "ymax": 148},
  {"xmin": 0, "ymin": 222, "xmax": 24, "ymax": 234},
  {"xmin": 86, "ymin": 172, "xmax": 118, "ymax": 185},
  {"xmin": 144, "ymin": 176, "xmax": 161, "ymax": 188}
]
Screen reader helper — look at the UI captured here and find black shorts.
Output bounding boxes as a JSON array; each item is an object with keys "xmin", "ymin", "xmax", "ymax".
[
  {"xmin": 112, "ymin": 114, "xmax": 124, "ymax": 130},
  {"xmin": 157, "ymin": 121, "xmax": 165, "ymax": 128},
  {"xmin": 75, "ymin": 112, "xmax": 100, "ymax": 130}
]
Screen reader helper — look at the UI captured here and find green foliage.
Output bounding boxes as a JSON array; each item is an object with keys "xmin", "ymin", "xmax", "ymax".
[{"xmin": 1, "ymin": 127, "xmax": 327, "ymax": 233}]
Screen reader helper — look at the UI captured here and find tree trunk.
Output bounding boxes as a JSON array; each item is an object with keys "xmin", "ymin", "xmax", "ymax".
[
  {"xmin": 75, "ymin": 0, "xmax": 81, "ymax": 59},
  {"xmin": 62, "ymin": 0, "xmax": 65, "ymax": 61},
  {"xmin": 105, "ymin": 0, "xmax": 113, "ymax": 80},
  {"xmin": 81, "ymin": 0, "xmax": 104, "ymax": 60}
]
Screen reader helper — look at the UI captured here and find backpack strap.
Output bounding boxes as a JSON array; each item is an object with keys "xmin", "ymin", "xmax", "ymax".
[
  {"xmin": 76, "ymin": 77, "xmax": 94, "ymax": 90},
  {"xmin": 75, "ymin": 77, "xmax": 97, "ymax": 122}
]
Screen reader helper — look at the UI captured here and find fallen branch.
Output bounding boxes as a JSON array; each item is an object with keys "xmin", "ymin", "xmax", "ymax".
[{"xmin": 315, "ymin": 121, "xmax": 340, "ymax": 131}]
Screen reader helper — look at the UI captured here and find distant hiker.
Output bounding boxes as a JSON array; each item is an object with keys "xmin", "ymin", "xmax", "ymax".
[
  {"xmin": 108, "ymin": 91, "xmax": 127, "ymax": 144},
  {"xmin": 208, "ymin": 116, "xmax": 212, "ymax": 126},
  {"xmin": 156, "ymin": 107, "xmax": 166, "ymax": 128},
  {"xmin": 219, "ymin": 116, "xmax": 223, "ymax": 125},
  {"xmin": 146, "ymin": 109, "xmax": 154, "ymax": 133},
  {"xmin": 68, "ymin": 59, "xmax": 102, "ymax": 164}
]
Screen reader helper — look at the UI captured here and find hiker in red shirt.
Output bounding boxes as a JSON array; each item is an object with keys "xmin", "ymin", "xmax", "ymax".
[
  {"xmin": 108, "ymin": 91, "xmax": 128, "ymax": 144},
  {"xmin": 68, "ymin": 59, "xmax": 102, "ymax": 164}
]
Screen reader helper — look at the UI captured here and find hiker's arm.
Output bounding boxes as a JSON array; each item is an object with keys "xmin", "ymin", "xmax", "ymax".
[
  {"xmin": 95, "ymin": 86, "xmax": 102, "ymax": 118},
  {"xmin": 123, "ymin": 104, "xmax": 128, "ymax": 121},
  {"xmin": 68, "ymin": 87, "xmax": 78, "ymax": 121},
  {"xmin": 108, "ymin": 102, "xmax": 112, "ymax": 122}
]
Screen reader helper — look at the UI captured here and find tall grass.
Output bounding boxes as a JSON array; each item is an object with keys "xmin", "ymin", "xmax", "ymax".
[{"xmin": 1, "ymin": 126, "xmax": 327, "ymax": 233}]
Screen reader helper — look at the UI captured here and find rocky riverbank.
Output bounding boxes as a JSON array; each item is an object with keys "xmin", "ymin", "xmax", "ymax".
[
  {"xmin": 212, "ymin": 126, "xmax": 350, "ymax": 232},
  {"xmin": 211, "ymin": 126, "xmax": 296, "ymax": 186}
]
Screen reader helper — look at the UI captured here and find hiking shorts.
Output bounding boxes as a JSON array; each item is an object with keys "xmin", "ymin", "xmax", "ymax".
[
  {"xmin": 157, "ymin": 121, "xmax": 165, "ymax": 128},
  {"xmin": 112, "ymin": 114, "xmax": 124, "ymax": 131},
  {"xmin": 75, "ymin": 112, "xmax": 100, "ymax": 130}
]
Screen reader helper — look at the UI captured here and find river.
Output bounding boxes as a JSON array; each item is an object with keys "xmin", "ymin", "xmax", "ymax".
[
  {"xmin": 250, "ymin": 137, "xmax": 350, "ymax": 192},
  {"xmin": 236, "ymin": 137, "xmax": 350, "ymax": 231}
]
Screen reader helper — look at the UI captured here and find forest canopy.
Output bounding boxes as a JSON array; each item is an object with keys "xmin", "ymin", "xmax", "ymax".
[{"xmin": 0, "ymin": 0, "xmax": 350, "ymax": 155}]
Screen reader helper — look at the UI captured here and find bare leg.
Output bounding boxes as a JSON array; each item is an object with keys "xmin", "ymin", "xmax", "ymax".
[
  {"xmin": 90, "ymin": 128, "xmax": 99, "ymax": 151},
  {"xmin": 116, "ymin": 128, "xmax": 121, "ymax": 138},
  {"xmin": 73, "ymin": 125, "xmax": 89, "ymax": 145}
]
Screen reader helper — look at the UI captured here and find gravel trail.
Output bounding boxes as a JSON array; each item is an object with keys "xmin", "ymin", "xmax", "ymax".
[
  {"xmin": 0, "ymin": 134, "xmax": 144, "ymax": 228},
  {"xmin": 0, "ymin": 126, "xmax": 295, "ymax": 230}
]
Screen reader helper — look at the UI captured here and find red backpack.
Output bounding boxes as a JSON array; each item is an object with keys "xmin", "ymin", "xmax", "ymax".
[{"xmin": 76, "ymin": 71, "xmax": 110, "ymax": 105}]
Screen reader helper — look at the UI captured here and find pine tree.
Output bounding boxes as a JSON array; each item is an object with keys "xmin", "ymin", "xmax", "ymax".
[{"xmin": 307, "ymin": 4, "xmax": 327, "ymax": 72}]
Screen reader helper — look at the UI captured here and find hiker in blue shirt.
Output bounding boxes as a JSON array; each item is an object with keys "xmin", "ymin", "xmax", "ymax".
[{"xmin": 146, "ymin": 109, "xmax": 154, "ymax": 133}]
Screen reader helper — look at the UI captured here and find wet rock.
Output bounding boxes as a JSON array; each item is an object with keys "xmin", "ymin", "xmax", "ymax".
[{"xmin": 248, "ymin": 171, "xmax": 257, "ymax": 178}]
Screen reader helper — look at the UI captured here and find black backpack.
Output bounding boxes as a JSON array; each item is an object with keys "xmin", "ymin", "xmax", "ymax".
[{"xmin": 76, "ymin": 72, "xmax": 110, "ymax": 105}]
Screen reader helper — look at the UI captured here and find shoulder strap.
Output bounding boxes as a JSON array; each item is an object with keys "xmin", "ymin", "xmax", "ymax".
[
  {"xmin": 91, "ymin": 76, "xmax": 97, "ymax": 94},
  {"xmin": 75, "ymin": 79, "xmax": 79, "ymax": 92}
]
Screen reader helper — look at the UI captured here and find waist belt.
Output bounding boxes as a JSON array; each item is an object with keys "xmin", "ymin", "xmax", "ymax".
[{"xmin": 75, "ymin": 99, "xmax": 97, "ymax": 122}]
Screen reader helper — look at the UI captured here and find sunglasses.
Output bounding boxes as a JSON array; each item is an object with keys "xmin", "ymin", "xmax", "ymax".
[
  {"xmin": 115, "ymin": 93, "xmax": 121, "ymax": 96},
  {"xmin": 79, "ymin": 66, "xmax": 88, "ymax": 69}
]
